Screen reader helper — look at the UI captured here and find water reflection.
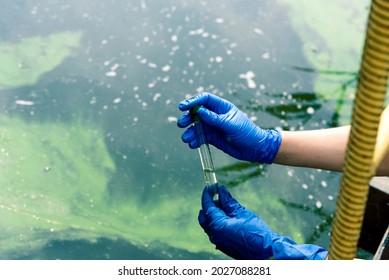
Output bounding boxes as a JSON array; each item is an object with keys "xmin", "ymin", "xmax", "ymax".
[
  {"xmin": 279, "ymin": 199, "xmax": 332, "ymax": 244},
  {"xmin": 15, "ymin": 237, "xmax": 216, "ymax": 260},
  {"xmin": 291, "ymin": 66, "xmax": 358, "ymax": 127},
  {"xmin": 217, "ymin": 162, "xmax": 267, "ymax": 188},
  {"xmin": 0, "ymin": 0, "xmax": 366, "ymax": 259}
]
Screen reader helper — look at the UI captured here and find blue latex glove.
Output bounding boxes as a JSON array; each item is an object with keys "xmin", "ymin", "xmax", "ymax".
[
  {"xmin": 198, "ymin": 186, "xmax": 328, "ymax": 260},
  {"xmin": 177, "ymin": 92, "xmax": 282, "ymax": 164}
]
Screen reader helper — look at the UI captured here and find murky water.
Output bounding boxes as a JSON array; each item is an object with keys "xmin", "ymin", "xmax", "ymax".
[{"xmin": 0, "ymin": 0, "xmax": 372, "ymax": 259}]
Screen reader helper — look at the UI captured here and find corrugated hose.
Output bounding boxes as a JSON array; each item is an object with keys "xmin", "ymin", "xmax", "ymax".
[{"xmin": 328, "ymin": 0, "xmax": 389, "ymax": 259}]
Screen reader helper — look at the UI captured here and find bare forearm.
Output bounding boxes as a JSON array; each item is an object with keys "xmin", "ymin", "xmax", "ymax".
[{"xmin": 273, "ymin": 126, "xmax": 389, "ymax": 176}]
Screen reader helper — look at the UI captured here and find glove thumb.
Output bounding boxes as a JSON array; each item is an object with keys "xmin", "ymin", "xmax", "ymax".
[
  {"xmin": 218, "ymin": 186, "xmax": 245, "ymax": 217},
  {"xmin": 195, "ymin": 107, "xmax": 222, "ymax": 128}
]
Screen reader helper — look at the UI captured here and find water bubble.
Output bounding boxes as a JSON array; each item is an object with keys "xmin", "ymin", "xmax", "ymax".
[
  {"xmin": 196, "ymin": 86, "xmax": 205, "ymax": 93},
  {"xmin": 153, "ymin": 93, "xmax": 161, "ymax": 102},
  {"xmin": 262, "ymin": 52, "xmax": 270, "ymax": 59},
  {"xmin": 113, "ymin": 98, "xmax": 121, "ymax": 104},
  {"xmin": 239, "ymin": 71, "xmax": 256, "ymax": 89},
  {"xmin": 254, "ymin": 28, "xmax": 264, "ymax": 35},
  {"xmin": 307, "ymin": 107, "xmax": 315, "ymax": 114},
  {"xmin": 148, "ymin": 62, "xmax": 157, "ymax": 68},
  {"xmin": 287, "ymin": 169, "xmax": 294, "ymax": 177},
  {"xmin": 105, "ymin": 71, "xmax": 117, "ymax": 77},
  {"xmin": 111, "ymin": 63, "xmax": 120, "ymax": 71},
  {"xmin": 292, "ymin": 81, "xmax": 301, "ymax": 89},
  {"xmin": 196, "ymin": 28, "xmax": 204, "ymax": 34},
  {"xmin": 167, "ymin": 116, "xmax": 177, "ymax": 123},
  {"xmin": 171, "ymin": 35, "xmax": 178, "ymax": 42},
  {"xmin": 161, "ymin": 65, "xmax": 170, "ymax": 72},
  {"xmin": 15, "ymin": 100, "xmax": 34, "ymax": 106},
  {"xmin": 215, "ymin": 56, "xmax": 223, "ymax": 63}
]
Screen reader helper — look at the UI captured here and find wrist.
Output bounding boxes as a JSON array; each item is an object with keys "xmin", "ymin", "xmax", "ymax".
[
  {"xmin": 272, "ymin": 235, "xmax": 328, "ymax": 260},
  {"xmin": 254, "ymin": 129, "xmax": 282, "ymax": 164}
]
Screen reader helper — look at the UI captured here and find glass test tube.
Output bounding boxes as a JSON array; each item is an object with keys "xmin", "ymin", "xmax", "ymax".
[{"xmin": 190, "ymin": 107, "xmax": 219, "ymax": 204}]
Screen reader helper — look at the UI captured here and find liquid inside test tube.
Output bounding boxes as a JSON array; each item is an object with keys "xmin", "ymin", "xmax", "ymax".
[{"xmin": 191, "ymin": 107, "xmax": 219, "ymax": 203}]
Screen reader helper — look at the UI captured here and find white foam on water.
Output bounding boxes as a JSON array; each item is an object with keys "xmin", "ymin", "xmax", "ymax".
[
  {"xmin": 239, "ymin": 71, "xmax": 257, "ymax": 89},
  {"xmin": 15, "ymin": 100, "xmax": 34, "ymax": 106},
  {"xmin": 153, "ymin": 93, "xmax": 161, "ymax": 102},
  {"xmin": 113, "ymin": 98, "xmax": 121, "ymax": 104},
  {"xmin": 307, "ymin": 107, "xmax": 315, "ymax": 114},
  {"xmin": 161, "ymin": 65, "xmax": 171, "ymax": 72}
]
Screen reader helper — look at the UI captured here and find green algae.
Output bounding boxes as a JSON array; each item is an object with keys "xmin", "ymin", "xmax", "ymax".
[
  {"xmin": 279, "ymin": 0, "xmax": 370, "ymax": 125},
  {"xmin": 0, "ymin": 31, "xmax": 82, "ymax": 90},
  {"xmin": 0, "ymin": 116, "xmax": 115, "ymax": 255},
  {"xmin": 0, "ymin": 115, "xmax": 306, "ymax": 259},
  {"xmin": 0, "ymin": 115, "xmax": 218, "ymax": 258}
]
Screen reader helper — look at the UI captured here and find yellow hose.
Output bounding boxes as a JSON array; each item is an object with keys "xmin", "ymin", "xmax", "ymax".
[
  {"xmin": 372, "ymin": 105, "xmax": 389, "ymax": 170},
  {"xmin": 328, "ymin": 0, "xmax": 389, "ymax": 260}
]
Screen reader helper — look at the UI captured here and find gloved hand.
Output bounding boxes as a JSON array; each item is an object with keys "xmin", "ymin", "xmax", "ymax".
[
  {"xmin": 177, "ymin": 92, "xmax": 282, "ymax": 164},
  {"xmin": 198, "ymin": 186, "xmax": 328, "ymax": 260}
]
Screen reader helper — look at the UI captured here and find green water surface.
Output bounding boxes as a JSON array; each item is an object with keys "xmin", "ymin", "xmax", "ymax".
[{"xmin": 0, "ymin": 0, "xmax": 375, "ymax": 259}]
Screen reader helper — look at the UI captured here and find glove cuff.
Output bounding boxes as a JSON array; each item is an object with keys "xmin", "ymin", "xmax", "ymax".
[
  {"xmin": 255, "ymin": 129, "xmax": 282, "ymax": 164},
  {"xmin": 272, "ymin": 235, "xmax": 328, "ymax": 260}
]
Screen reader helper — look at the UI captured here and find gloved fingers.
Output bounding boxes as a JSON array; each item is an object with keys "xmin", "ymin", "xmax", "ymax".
[
  {"xmin": 198, "ymin": 208, "xmax": 228, "ymax": 233},
  {"xmin": 181, "ymin": 126, "xmax": 200, "ymax": 149},
  {"xmin": 198, "ymin": 209, "xmax": 207, "ymax": 226},
  {"xmin": 177, "ymin": 111, "xmax": 192, "ymax": 128},
  {"xmin": 177, "ymin": 106, "xmax": 224, "ymax": 131},
  {"xmin": 201, "ymin": 186, "xmax": 219, "ymax": 212},
  {"xmin": 199, "ymin": 187, "xmax": 229, "ymax": 232},
  {"xmin": 195, "ymin": 106, "xmax": 224, "ymax": 128},
  {"xmin": 178, "ymin": 92, "xmax": 210, "ymax": 111},
  {"xmin": 179, "ymin": 92, "xmax": 232, "ymax": 113},
  {"xmin": 218, "ymin": 185, "xmax": 245, "ymax": 218}
]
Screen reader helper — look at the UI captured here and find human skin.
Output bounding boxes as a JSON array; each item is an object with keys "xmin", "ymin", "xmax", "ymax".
[{"xmin": 274, "ymin": 125, "xmax": 389, "ymax": 176}]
